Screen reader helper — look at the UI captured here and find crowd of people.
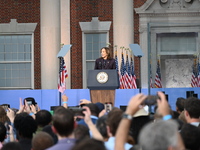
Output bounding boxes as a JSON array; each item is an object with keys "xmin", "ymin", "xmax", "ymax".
[{"xmin": 0, "ymin": 91, "xmax": 200, "ymax": 150}]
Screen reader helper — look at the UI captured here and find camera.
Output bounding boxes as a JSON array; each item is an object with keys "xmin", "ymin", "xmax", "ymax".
[
  {"xmin": 68, "ymin": 107, "xmax": 86, "ymax": 116},
  {"xmin": 143, "ymin": 95, "xmax": 160, "ymax": 106}
]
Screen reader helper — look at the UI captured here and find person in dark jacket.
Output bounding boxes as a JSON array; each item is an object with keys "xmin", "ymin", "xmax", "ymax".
[{"xmin": 94, "ymin": 47, "xmax": 116, "ymax": 70}]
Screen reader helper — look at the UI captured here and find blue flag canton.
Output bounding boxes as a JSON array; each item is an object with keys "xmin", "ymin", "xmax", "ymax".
[
  {"xmin": 126, "ymin": 55, "xmax": 131, "ymax": 76},
  {"xmin": 120, "ymin": 54, "xmax": 125, "ymax": 76},
  {"xmin": 156, "ymin": 61, "xmax": 161, "ymax": 79},
  {"xmin": 198, "ymin": 62, "xmax": 200, "ymax": 76},
  {"xmin": 130, "ymin": 57, "xmax": 135, "ymax": 76},
  {"xmin": 59, "ymin": 57, "xmax": 65, "ymax": 73},
  {"xmin": 192, "ymin": 62, "xmax": 197, "ymax": 77},
  {"xmin": 115, "ymin": 53, "xmax": 119, "ymax": 73}
]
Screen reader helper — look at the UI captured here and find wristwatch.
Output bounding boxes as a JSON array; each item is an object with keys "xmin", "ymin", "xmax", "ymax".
[{"xmin": 122, "ymin": 113, "xmax": 132, "ymax": 120}]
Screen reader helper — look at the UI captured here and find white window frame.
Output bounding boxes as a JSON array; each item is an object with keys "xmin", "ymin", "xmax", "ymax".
[
  {"xmin": 79, "ymin": 17, "xmax": 111, "ymax": 88},
  {"xmin": 150, "ymin": 23, "xmax": 200, "ymax": 88},
  {"xmin": 0, "ymin": 19, "xmax": 37, "ymax": 89}
]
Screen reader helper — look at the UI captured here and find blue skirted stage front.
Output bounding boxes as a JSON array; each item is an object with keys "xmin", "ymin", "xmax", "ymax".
[{"xmin": 0, "ymin": 87, "xmax": 199, "ymax": 111}]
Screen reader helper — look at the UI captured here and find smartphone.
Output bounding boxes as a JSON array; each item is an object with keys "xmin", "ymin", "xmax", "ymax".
[
  {"xmin": 24, "ymin": 97, "xmax": 36, "ymax": 106},
  {"xmin": 26, "ymin": 101, "xmax": 32, "ymax": 106},
  {"xmin": 143, "ymin": 95, "xmax": 160, "ymax": 106},
  {"xmin": 104, "ymin": 102, "xmax": 112, "ymax": 113}
]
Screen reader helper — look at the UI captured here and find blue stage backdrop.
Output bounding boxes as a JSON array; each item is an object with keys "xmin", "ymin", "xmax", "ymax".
[{"xmin": 0, "ymin": 87, "xmax": 199, "ymax": 111}]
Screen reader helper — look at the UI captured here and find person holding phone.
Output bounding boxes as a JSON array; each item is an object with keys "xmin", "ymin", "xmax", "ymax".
[{"xmin": 94, "ymin": 47, "xmax": 116, "ymax": 70}]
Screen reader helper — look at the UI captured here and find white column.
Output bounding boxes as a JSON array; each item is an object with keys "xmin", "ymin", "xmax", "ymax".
[
  {"xmin": 60, "ymin": 0, "xmax": 71, "ymax": 89},
  {"xmin": 139, "ymin": 25, "xmax": 148, "ymax": 88},
  {"xmin": 113, "ymin": 0, "xmax": 134, "ymax": 53},
  {"xmin": 40, "ymin": 0, "xmax": 61, "ymax": 89}
]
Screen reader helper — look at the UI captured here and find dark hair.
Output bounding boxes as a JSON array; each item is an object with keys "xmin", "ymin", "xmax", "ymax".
[
  {"xmin": 0, "ymin": 106, "xmax": 10, "ymax": 124},
  {"xmin": 100, "ymin": 47, "xmax": 112, "ymax": 59},
  {"xmin": 106, "ymin": 108, "xmax": 123, "ymax": 136},
  {"xmin": 184, "ymin": 97, "xmax": 200, "ymax": 118},
  {"xmin": 53, "ymin": 108, "xmax": 74, "ymax": 137},
  {"xmin": 180, "ymin": 123, "xmax": 200, "ymax": 150},
  {"xmin": 85, "ymin": 103, "xmax": 100, "ymax": 117},
  {"xmin": 0, "ymin": 122, "xmax": 6, "ymax": 142},
  {"xmin": 42, "ymin": 125, "xmax": 58, "ymax": 144},
  {"xmin": 74, "ymin": 124, "xmax": 90, "ymax": 141},
  {"xmin": 96, "ymin": 115, "xmax": 108, "ymax": 139},
  {"xmin": 14, "ymin": 112, "xmax": 37, "ymax": 139},
  {"xmin": 71, "ymin": 138, "xmax": 106, "ymax": 150},
  {"xmin": 176, "ymin": 97, "xmax": 185, "ymax": 112},
  {"xmin": 32, "ymin": 131, "xmax": 54, "ymax": 150},
  {"xmin": 35, "ymin": 110, "xmax": 52, "ymax": 127},
  {"xmin": 95, "ymin": 102, "xmax": 105, "ymax": 112},
  {"xmin": 2, "ymin": 142, "xmax": 22, "ymax": 150},
  {"xmin": 130, "ymin": 116, "xmax": 151, "ymax": 144}
]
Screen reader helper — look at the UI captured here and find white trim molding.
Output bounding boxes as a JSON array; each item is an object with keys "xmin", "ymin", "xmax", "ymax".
[
  {"xmin": 79, "ymin": 17, "xmax": 111, "ymax": 88},
  {"xmin": 135, "ymin": 0, "xmax": 200, "ymax": 88}
]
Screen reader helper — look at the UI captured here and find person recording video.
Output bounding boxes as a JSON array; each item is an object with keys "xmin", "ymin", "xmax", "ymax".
[{"xmin": 94, "ymin": 47, "xmax": 116, "ymax": 70}]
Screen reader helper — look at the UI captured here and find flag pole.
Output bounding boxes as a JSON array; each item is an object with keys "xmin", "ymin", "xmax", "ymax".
[
  {"xmin": 58, "ymin": 57, "xmax": 62, "ymax": 106},
  {"xmin": 129, "ymin": 44, "xmax": 144, "ymax": 93},
  {"xmin": 138, "ymin": 55, "xmax": 142, "ymax": 93},
  {"xmin": 57, "ymin": 44, "xmax": 71, "ymax": 106},
  {"xmin": 147, "ymin": 23, "xmax": 151, "ymax": 95}
]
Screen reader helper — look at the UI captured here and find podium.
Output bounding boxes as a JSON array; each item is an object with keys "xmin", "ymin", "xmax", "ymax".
[{"xmin": 87, "ymin": 70, "xmax": 119, "ymax": 104}]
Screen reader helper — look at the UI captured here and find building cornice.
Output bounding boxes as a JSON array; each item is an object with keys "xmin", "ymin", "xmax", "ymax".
[
  {"xmin": 0, "ymin": 19, "xmax": 37, "ymax": 33},
  {"xmin": 135, "ymin": 0, "xmax": 200, "ymax": 17}
]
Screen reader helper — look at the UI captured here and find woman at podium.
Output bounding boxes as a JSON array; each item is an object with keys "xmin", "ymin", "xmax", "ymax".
[{"xmin": 94, "ymin": 47, "xmax": 116, "ymax": 70}]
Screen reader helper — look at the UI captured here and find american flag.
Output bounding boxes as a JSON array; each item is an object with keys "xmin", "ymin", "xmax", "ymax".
[
  {"xmin": 197, "ymin": 62, "xmax": 200, "ymax": 87},
  {"xmin": 120, "ymin": 53, "xmax": 125, "ymax": 89},
  {"xmin": 191, "ymin": 57, "xmax": 198, "ymax": 87},
  {"xmin": 154, "ymin": 59, "xmax": 162, "ymax": 88},
  {"xmin": 124, "ymin": 55, "xmax": 132, "ymax": 89},
  {"xmin": 115, "ymin": 51, "xmax": 119, "ymax": 73},
  {"xmin": 58, "ymin": 57, "xmax": 68, "ymax": 93},
  {"xmin": 115, "ymin": 51, "xmax": 120, "ymax": 89},
  {"xmin": 130, "ymin": 56, "xmax": 137, "ymax": 89}
]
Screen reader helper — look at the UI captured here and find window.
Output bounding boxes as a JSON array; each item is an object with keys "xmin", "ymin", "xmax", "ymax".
[
  {"xmin": 79, "ymin": 17, "xmax": 111, "ymax": 88},
  {"xmin": 85, "ymin": 33, "xmax": 107, "ymax": 74},
  {"xmin": 0, "ymin": 35, "xmax": 32, "ymax": 88},
  {"xmin": 158, "ymin": 32, "xmax": 197, "ymax": 54}
]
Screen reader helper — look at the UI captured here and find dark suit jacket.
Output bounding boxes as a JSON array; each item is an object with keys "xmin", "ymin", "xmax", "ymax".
[
  {"xmin": 19, "ymin": 138, "xmax": 32, "ymax": 150},
  {"xmin": 94, "ymin": 58, "xmax": 116, "ymax": 70}
]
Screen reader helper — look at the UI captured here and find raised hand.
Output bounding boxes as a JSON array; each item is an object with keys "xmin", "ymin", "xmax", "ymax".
[
  {"xmin": 6, "ymin": 108, "xmax": 15, "ymax": 123},
  {"xmin": 30, "ymin": 105, "xmax": 37, "ymax": 114},
  {"xmin": 79, "ymin": 99, "xmax": 91, "ymax": 106},
  {"xmin": 157, "ymin": 91, "xmax": 170, "ymax": 117},
  {"xmin": 125, "ymin": 93, "xmax": 147, "ymax": 115},
  {"xmin": 62, "ymin": 94, "xmax": 68, "ymax": 108},
  {"xmin": 17, "ymin": 97, "xmax": 25, "ymax": 114}
]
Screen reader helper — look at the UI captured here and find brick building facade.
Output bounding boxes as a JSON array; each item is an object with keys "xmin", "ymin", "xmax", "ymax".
[
  {"xmin": 0, "ymin": 0, "xmax": 41, "ymax": 89},
  {"xmin": 0, "ymin": 0, "xmax": 146, "ymax": 89},
  {"xmin": 1, "ymin": 0, "xmax": 199, "ymax": 89}
]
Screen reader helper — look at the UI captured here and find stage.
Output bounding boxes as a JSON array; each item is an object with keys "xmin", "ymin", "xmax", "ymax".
[{"xmin": 0, "ymin": 87, "xmax": 199, "ymax": 111}]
